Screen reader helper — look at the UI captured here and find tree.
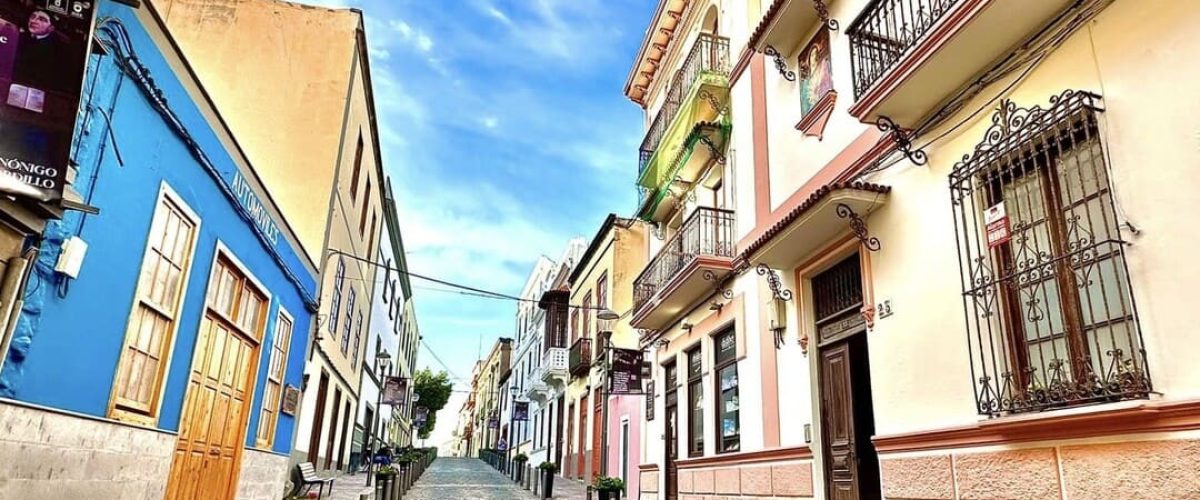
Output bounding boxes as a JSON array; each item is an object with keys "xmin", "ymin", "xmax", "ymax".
[{"xmin": 413, "ymin": 368, "xmax": 452, "ymax": 439}]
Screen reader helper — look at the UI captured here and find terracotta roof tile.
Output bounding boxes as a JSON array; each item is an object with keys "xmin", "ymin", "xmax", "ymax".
[{"xmin": 740, "ymin": 181, "xmax": 891, "ymax": 261}]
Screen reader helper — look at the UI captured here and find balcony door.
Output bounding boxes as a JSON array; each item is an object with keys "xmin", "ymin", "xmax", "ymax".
[{"xmin": 814, "ymin": 255, "xmax": 880, "ymax": 500}]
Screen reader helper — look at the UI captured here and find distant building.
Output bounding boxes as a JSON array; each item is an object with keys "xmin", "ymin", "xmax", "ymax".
[{"xmin": 0, "ymin": 2, "xmax": 317, "ymax": 499}]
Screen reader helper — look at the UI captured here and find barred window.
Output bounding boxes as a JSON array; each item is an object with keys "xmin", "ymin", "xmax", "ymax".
[{"xmin": 951, "ymin": 91, "xmax": 1149, "ymax": 416}]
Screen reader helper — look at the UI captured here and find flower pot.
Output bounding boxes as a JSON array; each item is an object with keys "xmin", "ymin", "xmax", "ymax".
[
  {"xmin": 598, "ymin": 490, "xmax": 622, "ymax": 500},
  {"xmin": 541, "ymin": 470, "xmax": 554, "ymax": 499}
]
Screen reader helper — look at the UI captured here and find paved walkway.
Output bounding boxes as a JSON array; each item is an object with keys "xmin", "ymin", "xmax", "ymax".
[{"xmin": 405, "ymin": 458, "xmax": 539, "ymax": 500}]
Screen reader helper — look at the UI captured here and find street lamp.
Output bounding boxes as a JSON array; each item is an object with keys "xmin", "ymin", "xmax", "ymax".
[
  {"xmin": 597, "ymin": 308, "xmax": 620, "ymax": 321},
  {"xmin": 366, "ymin": 350, "xmax": 392, "ymax": 486},
  {"xmin": 506, "ymin": 384, "xmax": 520, "ymax": 475}
]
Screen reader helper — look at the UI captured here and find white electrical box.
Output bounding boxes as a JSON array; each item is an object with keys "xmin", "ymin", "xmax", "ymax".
[{"xmin": 55, "ymin": 236, "xmax": 88, "ymax": 279}]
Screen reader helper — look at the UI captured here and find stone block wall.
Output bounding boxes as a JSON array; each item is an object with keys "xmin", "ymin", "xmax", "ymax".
[
  {"xmin": 0, "ymin": 401, "xmax": 174, "ymax": 499},
  {"xmin": 673, "ymin": 460, "xmax": 815, "ymax": 499},
  {"xmin": 236, "ymin": 448, "xmax": 291, "ymax": 500},
  {"xmin": 880, "ymin": 436, "xmax": 1200, "ymax": 500}
]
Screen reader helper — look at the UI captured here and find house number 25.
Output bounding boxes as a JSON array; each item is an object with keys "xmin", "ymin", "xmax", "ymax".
[{"xmin": 876, "ymin": 300, "xmax": 893, "ymax": 319}]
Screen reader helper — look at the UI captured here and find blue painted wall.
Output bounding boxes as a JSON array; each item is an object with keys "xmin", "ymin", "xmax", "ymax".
[{"xmin": 0, "ymin": 1, "xmax": 317, "ymax": 455}]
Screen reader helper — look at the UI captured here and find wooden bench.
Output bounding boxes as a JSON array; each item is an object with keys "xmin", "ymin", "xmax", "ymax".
[{"xmin": 293, "ymin": 462, "xmax": 335, "ymax": 499}]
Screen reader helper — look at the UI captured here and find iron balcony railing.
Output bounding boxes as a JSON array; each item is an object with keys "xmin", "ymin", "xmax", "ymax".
[
  {"xmin": 633, "ymin": 207, "xmax": 737, "ymax": 314},
  {"xmin": 569, "ymin": 338, "xmax": 592, "ymax": 377},
  {"xmin": 848, "ymin": 0, "xmax": 960, "ymax": 99},
  {"xmin": 638, "ymin": 33, "xmax": 731, "ymax": 177}
]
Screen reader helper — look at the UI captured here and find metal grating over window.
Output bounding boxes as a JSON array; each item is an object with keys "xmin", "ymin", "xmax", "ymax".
[{"xmin": 950, "ymin": 90, "xmax": 1150, "ymax": 416}]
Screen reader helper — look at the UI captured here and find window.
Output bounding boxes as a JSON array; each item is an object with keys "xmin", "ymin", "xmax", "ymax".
[
  {"xmin": 342, "ymin": 289, "xmax": 356, "ymax": 354},
  {"xmin": 257, "ymin": 309, "xmax": 293, "ymax": 447},
  {"xmin": 349, "ymin": 133, "xmax": 364, "ymax": 202},
  {"xmin": 582, "ymin": 292, "xmax": 593, "ymax": 340},
  {"xmin": 570, "ymin": 309, "xmax": 579, "ymax": 343},
  {"xmin": 359, "ymin": 179, "xmax": 372, "ymax": 236},
  {"xmin": 329, "ymin": 258, "xmax": 345, "ymax": 335},
  {"xmin": 110, "ymin": 189, "xmax": 199, "ymax": 423},
  {"xmin": 382, "ymin": 258, "xmax": 392, "ymax": 301},
  {"xmin": 713, "ymin": 328, "xmax": 739, "ymax": 452},
  {"xmin": 687, "ymin": 346, "xmax": 703, "ymax": 457},
  {"xmin": 352, "ymin": 311, "xmax": 363, "ymax": 366},
  {"xmin": 367, "ymin": 213, "xmax": 377, "ymax": 259},
  {"xmin": 950, "ymin": 91, "xmax": 1148, "ymax": 416}
]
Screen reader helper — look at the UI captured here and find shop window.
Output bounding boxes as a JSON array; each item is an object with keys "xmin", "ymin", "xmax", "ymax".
[
  {"xmin": 257, "ymin": 309, "xmax": 293, "ymax": 447},
  {"xmin": 713, "ymin": 328, "xmax": 739, "ymax": 452}
]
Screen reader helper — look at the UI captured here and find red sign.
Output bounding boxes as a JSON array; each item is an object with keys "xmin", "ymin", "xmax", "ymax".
[{"xmin": 985, "ymin": 202, "xmax": 1011, "ymax": 249}]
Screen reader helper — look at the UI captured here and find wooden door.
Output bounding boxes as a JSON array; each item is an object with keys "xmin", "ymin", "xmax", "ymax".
[
  {"xmin": 308, "ymin": 371, "xmax": 329, "ymax": 463},
  {"xmin": 576, "ymin": 393, "xmax": 588, "ymax": 479},
  {"xmin": 664, "ymin": 401, "xmax": 678, "ymax": 500},
  {"xmin": 337, "ymin": 400, "xmax": 351, "ymax": 470},
  {"xmin": 165, "ymin": 315, "xmax": 259, "ymax": 500},
  {"xmin": 820, "ymin": 343, "xmax": 858, "ymax": 500},
  {"xmin": 326, "ymin": 388, "xmax": 342, "ymax": 469},
  {"xmin": 564, "ymin": 403, "xmax": 574, "ymax": 474},
  {"xmin": 591, "ymin": 388, "xmax": 602, "ymax": 481}
]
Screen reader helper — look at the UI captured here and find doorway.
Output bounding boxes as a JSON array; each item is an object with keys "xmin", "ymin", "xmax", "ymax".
[
  {"xmin": 813, "ymin": 255, "xmax": 880, "ymax": 500},
  {"xmin": 326, "ymin": 388, "xmax": 342, "ymax": 469},
  {"xmin": 664, "ymin": 362, "xmax": 679, "ymax": 500},
  {"xmin": 308, "ymin": 371, "xmax": 330, "ymax": 463},
  {"xmin": 165, "ymin": 256, "xmax": 266, "ymax": 500}
]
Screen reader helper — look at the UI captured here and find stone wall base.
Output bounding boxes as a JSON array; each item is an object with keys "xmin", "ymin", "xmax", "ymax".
[
  {"xmin": 668, "ymin": 460, "xmax": 815, "ymax": 499},
  {"xmin": 0, "ymin": 400, "xmax": 175, "ymax": 499},
  {"xmin": 881, "ymin": 436, "xmax": 1200, "ymax": 500},
  {"xmin": 235, "ymin": 448, "xmax": 291, "ymax": 500}
]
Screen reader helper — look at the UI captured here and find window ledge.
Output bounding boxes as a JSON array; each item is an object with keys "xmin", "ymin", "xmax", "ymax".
[
  {"xmin": 675, "ymin": 444, "xmax": 813, "ymax": 469},
  {"xmin": 872, "ymin": 397, "xmax": 1200, "ymax": 453}
]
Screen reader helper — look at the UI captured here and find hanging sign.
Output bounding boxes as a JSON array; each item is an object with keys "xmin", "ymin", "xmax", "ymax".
[
  {"xmin": 608, "ymin": 348, "xmax": 644, "ymax": 395},
  {"xmin": 381, "ymin": 376, "xmax": 407, "ymax": 406},
  {"xmin": 985, "ymin": 202, "xmax": 1012, "ymax": 249},
  {"xmin": 0, "ymin": 0, "xmax": 97, "ymax": 202},
  {"xmin": 414, "ymin": 406, "xmax": 428, "ymax": 425},
  {"xmin": 645, "ymin": 380, "xmax": 655, "ymax": 421},
  {"xmin": 513, "ymin": 401, "xmax": 529, "ymax": 421}
]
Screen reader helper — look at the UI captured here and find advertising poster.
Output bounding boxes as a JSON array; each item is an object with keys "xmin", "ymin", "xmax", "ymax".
[
  {"xmin": 608, "ymin": 347, "xmax": 644, "ymax": 395},
  {"xmin": 513, "ymin": 401, "xmax": 529, "ymax": 421},
  {"xmin": 381, "ymin": 376, "xmax": 407, "ymax": 406},
  {"xmin": 0, "ymin": 0, "xmax": 97, "ymax": 201}
]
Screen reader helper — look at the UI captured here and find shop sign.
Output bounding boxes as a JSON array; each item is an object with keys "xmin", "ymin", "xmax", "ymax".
[
  {"xmin": 513, "ymin": 401, "xmax": 529, "ymax": 421},
  {"xmin": 281, "ymin": 384, "xmax": 300, "ymax": 415},
  {"xmin": 0, "ymin": 0, "xmax": 97, "ymax": 201}
]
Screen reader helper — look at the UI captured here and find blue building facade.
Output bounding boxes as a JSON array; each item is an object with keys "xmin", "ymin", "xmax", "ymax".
[{"xmin": 0, "ymin": 2, "xmax": 318, "ymax": 499}]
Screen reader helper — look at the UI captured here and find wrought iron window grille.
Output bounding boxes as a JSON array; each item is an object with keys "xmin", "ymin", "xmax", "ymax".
[{"xmin": 950, "ymin": 90, "xmax": 1150, "ymax": 417}]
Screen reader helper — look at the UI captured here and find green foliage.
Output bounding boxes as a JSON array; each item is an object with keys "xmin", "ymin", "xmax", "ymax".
[
  {"xmin": 513, "ymin": 453, "xmax": 528, "ymax": 462},
  {"xmin": 413, "ymin": 369, "xmax": 453, "ymax": 439},
  {"xmin": 593, "ymin": 476, "xmax": 626, "ymax": 492},
  {"xmin": 538, "ymin": 461, "xmax": 558, "ymax": 472}
]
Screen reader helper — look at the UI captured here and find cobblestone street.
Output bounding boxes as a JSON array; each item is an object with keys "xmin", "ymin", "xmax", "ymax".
[{"xmin": 405, "ymin": 458, "xmax": 539, "ymax": 500}]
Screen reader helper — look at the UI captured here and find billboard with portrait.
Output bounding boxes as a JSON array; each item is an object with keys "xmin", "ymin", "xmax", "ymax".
[
  {"xmin": 608, "ymin": 347, "xmax": 644, "ymax": 395},
  {"xmin": 0, "ymin": 0, "xmax": 96, "ymax": 202},
  {"xmin": 513, "ymin": 401, "xmax": 529, "ymax": 421}
]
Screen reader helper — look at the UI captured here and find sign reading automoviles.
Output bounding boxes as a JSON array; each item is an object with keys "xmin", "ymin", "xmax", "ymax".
[{"xmin": 0, "ymin": 0, "xmax": 96, "ymax": 202}]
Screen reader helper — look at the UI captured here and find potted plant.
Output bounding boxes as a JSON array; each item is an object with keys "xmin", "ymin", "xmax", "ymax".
[
  {"xmin": 512, "ymin": 454, "xmax": 528, "ymax": 482},
  {"xmin": 537, "ymin": 461, "xmax": 558, "ymax": 499},
  {"xmin": 593, "ymin": 476, "xmax": 625, "ymax": 500}
]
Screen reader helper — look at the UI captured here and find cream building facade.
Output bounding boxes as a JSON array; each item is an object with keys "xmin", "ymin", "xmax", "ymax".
[
  {"xmin": 631, "ymin": 0, "xmax": 1200, "ymax": 499},
  {"xmin": 470, "ymin": 338, "xmax": 513, "ymax": 457},
  {"xmin": 151, "ymin": 0, "xmax": 388, "ymax": 472}
]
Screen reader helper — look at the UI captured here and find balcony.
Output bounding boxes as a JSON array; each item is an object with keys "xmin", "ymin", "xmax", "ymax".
[
  {"xmin": 569, "ymin": 338, "xmax": 592, "ymax": 378},
  {"xmin": 631, "ymin": 207, "xmax": 736, "ymax": 330},
  {"xmin": 847, "ymin": 0, "xmax": 1081, "ymax": 125},
  {"xmin": 540, "ymin": 347, "xmax": 568, "ymax": 390},
  {"xmin": 524, "ymin": 378, "xmax": 550, "ymax": 405},
  {"xmin": 637, "ymin": 33, "xmax": 731, "ymax": 218}
]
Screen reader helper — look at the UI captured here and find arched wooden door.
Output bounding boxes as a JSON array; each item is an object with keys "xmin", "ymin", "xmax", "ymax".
[{"xmin": 166, "ymin": 255, "xmax": 267, "ymax": 500}]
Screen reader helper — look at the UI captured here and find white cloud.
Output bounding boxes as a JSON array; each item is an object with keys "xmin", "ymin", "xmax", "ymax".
[
  {"xmin": 480, "ymin": 116, "xmax": 499, "ymax": 129},
  {"xmin": 389, "ymin": 18, "xmax": 435, "ymax": 54}
]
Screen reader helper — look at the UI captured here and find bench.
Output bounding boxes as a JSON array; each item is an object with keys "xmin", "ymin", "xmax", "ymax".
[{"xmin": 292, "ymin": 462, "xmax": 335, "ymax": 499}]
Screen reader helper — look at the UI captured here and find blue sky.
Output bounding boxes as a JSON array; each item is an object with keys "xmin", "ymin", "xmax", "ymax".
[{"xmin": 295, "ymin": 0, "xmax": 654, "ymax": 448}]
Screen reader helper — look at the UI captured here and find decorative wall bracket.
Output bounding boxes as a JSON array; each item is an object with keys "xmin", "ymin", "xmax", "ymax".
[
  {"xmin": 876, "ymin": 116, "xmax": 927, "ymax": 165},
  {"xmin": 696, "ymin": 134, "xmax": 728, "ymax": 165},
  {"xmin": 764, "ymin": 46, "xmax": 796, "ymax": 82},
  {"xmin": 757, "ymin": 264, "xmax": 794, "ymax": 302},
  {"xmin": 813, "ymin": 0, "xmax": 840, "ymax": 31},
  {"xmin": 697, "ymin": 90, "xmax": 729, "ymax": 117},
  {"xmin": 836, "ymin": 203, "xmax": 881, "ymax": 252},
  {"xmin": 702, "ymin": 269, "xmax": 735, "ymax": 313}
]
